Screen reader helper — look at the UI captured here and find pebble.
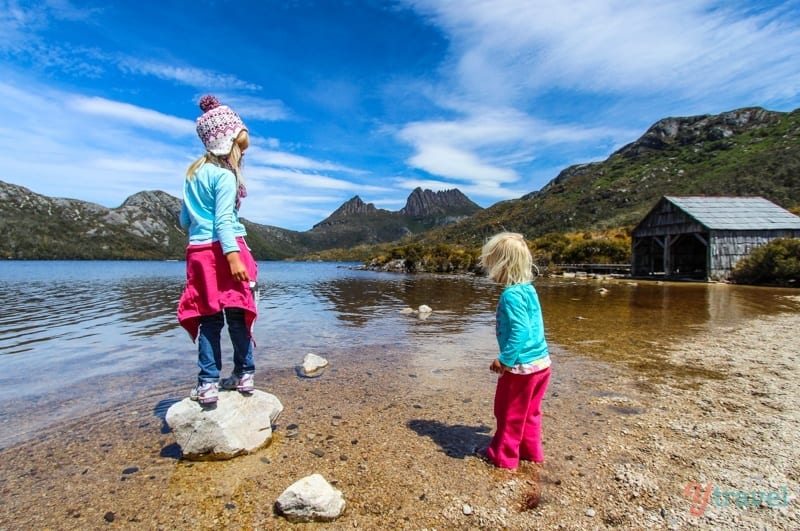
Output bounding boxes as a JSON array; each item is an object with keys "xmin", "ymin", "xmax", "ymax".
[
  {"xmin": 462, "ymin": 504, "xmax": 473, "ymax": 515},
  {"xmin": 585, "ymin": 508, "xmax": 596, "ymax": 517}
]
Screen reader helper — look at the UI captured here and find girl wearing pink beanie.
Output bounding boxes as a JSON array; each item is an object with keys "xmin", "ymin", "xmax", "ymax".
[{"xmin": 177, "ymin": 95, "xmax": 258, "ymax": 405}]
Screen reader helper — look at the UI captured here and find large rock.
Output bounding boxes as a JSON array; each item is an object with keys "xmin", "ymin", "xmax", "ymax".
[
  {"xmin": 165, "ymin": 390, "xmax": 283, "ymax": 460},
  {"xmin": 275, "ymin": 474, "xmax": 346, "ymax": 523}
]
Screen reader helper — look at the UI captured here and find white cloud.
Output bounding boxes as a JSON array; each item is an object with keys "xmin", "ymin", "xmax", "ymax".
[
  {"xmin": 206, "ymin": 94, "xmax": 291, "ymax": 122},
  {"xmin": 119, "ymin": 58, "xmax": 261, "ymax": 92},
  {"xmin": 396, "ymin": 106, "xmax": 629, "ymax": 189},
  {"xmin": 69, "ymin": 96, "xmax": 195, "ymax": 136},
  {"xmin": 247, "ymin": 148, "xmax": 364, "ymax": 173},
  {"xmin": 406, "ymin": 0, "xmax": 800, "ymax": 107},
  {"xmin": 407, "ymin": 143, "xmax": 519, "ymax": 184}
]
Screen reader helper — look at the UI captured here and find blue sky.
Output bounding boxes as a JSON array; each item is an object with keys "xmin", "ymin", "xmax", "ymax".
[{"xmin": 1, "ymin": 1, "xmax": 799, "ymax": 231}]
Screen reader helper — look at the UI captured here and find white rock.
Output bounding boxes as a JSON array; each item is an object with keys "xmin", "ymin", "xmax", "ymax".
[
  {"xmin": 399, "ymin": 307, "xmax": 415, "ymax": 314},
  {"xmin": 301, "ymin": 353, "xmax": 329, "ymax": 376},
  {"xmin": 276, "ymin": 473, "xmax": 346, "ymax": 523},
  {"xmin": 165, "ymin": 390, "xmax": 283, "ymax": 460},
  {"xmin": 418, "ymin": 304, "xmax": 432, "ymax": 314}
]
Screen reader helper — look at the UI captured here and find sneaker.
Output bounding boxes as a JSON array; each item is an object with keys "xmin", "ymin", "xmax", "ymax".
[
  {"xmin": 220, "ymin": 372, "xmax": 254, "ymax": 393},
  {"xmin": 190, "ymin": 381, "xmax": 218, "ymax": 405}
]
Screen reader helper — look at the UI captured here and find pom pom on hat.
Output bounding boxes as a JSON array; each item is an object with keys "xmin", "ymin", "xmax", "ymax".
[
  {"xmin": 199, "ymin": 94, "xmax": 222, "ymax": 113},
  {"xmin": 195, "ymin": 94, "xmax": 247, "ymax": 156}
]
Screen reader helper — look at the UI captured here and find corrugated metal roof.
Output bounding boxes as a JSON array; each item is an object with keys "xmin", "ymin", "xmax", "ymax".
[{"xmin": 665, "ymin": 196, "xmax": 800, "ymax": 230}]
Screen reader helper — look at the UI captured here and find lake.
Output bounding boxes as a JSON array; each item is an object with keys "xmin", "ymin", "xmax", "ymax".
[{"xmin": 1, "ymin": 260, "xmax": 798, "ymax": 448}]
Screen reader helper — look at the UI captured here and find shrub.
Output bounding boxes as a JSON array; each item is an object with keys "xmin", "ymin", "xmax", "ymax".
[
  {"xmin": 730, "ymin": 238, "xmax": 800, "ymax": 286},
  {"xmin": 560, "ymin": 239, "xmax": 631, "ymax": 264}
]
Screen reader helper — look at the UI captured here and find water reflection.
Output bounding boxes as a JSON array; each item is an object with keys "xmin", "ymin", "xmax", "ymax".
[
  {"xmin": 1, "ymin": 261, "xmax": 799, "ymax": 448},
  {"xmin": 537, "ymin": 279, "xmax": 800, "ymax": 376},
  {"xmin": 311, "ymin": 273, "xmax": 497, "ymax": 335}
]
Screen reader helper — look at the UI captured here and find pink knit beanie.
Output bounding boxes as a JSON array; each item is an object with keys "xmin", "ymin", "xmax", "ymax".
[{"xmin": 195, "ymin": 95, "xmax": 247, "ymax": 156}]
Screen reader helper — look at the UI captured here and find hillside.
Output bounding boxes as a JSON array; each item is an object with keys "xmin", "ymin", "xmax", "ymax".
[
  {"xmin": 0, "ymin": 183, "xmax": 479, "ymax": 260},
  {"xmin": 417, "ymin": 107, "xmax": 800, "ymax": 247}
]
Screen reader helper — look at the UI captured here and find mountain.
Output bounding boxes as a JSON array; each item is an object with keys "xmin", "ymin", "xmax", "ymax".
[
  {"xmin": 417, "ymin": 106, "xmax": 800, "ymax": 247},
  {"xmin": 0, "ymin": 184, "xmax": 185, "ymax": 259},
  {"xmin": 303, "ymin": 187, "xmax": 482, "ymax": 249},
  {"xmin": 0, "ymin": 182, "xmax": 480, "ymax": 260}
]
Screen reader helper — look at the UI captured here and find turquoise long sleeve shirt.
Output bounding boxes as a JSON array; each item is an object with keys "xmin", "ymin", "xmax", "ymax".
[
  {"xmin": 495, "ymin": 283, "xmax": 549, "ymax": 368},
  {"xmin": 179, "ymin": 163, "xmax": 247, "ymax": 255}
]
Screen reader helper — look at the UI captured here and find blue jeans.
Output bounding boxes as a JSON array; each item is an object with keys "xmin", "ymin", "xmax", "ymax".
[{"xmin": 197, "ymin": 308, "xmax": 255, "ymax": 383}]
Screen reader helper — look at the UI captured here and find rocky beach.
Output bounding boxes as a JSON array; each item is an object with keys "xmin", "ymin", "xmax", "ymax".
[{"xmin": 1, "ymin": 297, "xmax": 798, "ymax": 530}]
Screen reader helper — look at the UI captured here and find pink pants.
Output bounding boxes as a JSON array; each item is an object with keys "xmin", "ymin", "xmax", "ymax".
[{"xmin": 486, "ymin": 367, "xmax": 551, "ymax": 469}]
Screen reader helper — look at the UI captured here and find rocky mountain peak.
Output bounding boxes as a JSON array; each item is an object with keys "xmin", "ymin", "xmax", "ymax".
[
  {"xmin": 619, "ymin": 107, "xmax": 777, "ymax": 158},
  {"xmin": 400, "ymin": 187, "xmax": 481, "ymax": 218},
  {"xmin": 312, "ymin": 196, "xmax": 381, "ymax": 228}
]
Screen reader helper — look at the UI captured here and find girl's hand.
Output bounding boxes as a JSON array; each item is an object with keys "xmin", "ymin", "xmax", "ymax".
[
  {"xmin": 489, "ymin": 359, "xmax": 507, "ymax": 374},
  {"xmin": 226, "ymin": 251, "xmax": 250, "ymax": 282}
]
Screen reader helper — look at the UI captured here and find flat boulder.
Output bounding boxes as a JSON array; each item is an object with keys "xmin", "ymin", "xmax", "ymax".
[
  {"xmin": 275, "ymin": 473, "xmax": 345, "ymax": 523},
  {"xmin": 165, "ymin": 390, "xmax": 283, "ymax": 460}
]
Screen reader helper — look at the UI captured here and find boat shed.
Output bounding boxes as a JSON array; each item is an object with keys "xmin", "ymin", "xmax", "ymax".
[{"xmin": 631, "ymin": 196, "xmax": 800, "ymax": 280}]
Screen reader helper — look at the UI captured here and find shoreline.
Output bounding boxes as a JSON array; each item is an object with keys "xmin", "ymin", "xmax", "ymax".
[{"xmin": 1, "ymin": 308, "xmax": 798, "ymax": 529}]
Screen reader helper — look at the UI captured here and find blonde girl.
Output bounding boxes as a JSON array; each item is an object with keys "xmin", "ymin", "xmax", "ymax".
[
  {"xmin": 479, "ymin": 232, "xmax": 551, "ymax": 469},
  {"xmin": 177, "ymin": 95, "xmax": 258, "ymax": 405}
]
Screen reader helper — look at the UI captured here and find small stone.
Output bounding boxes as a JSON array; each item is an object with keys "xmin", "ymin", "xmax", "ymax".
[
  {"xmin": 104, "ymin": 512, "xmax": 115, "ymax": 522},
  {"xmin": 301, "ymin": 353, "xmax": 328, "ymax": 376},
  {"xmin": 311, "ymin": 449, "xmax": 325, "ymax": 457},
  {"xmin": 585, "ymin": 508, "xmax": 596, "ymax": 517},
  {"xmin": 121, "ymin": 467, "xmax": 139, "ymax": 475},
  {"xmin": 275, "ymin": 473, "xmax": 345, "ymax": 523},
  {"xmin": 462, "ymin": 504, "xmax": 473, "ymax": 515}
]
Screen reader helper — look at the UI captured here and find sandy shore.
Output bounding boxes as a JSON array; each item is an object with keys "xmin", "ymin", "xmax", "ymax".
[{"xmin": 1, "ymin": 299, "xmax": 798, "ymax": 530}]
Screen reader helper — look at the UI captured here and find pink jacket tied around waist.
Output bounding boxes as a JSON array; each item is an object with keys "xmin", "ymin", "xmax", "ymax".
[{"xmin": 178, "ymin": 237, "xmax": 258, "ymax": 340}]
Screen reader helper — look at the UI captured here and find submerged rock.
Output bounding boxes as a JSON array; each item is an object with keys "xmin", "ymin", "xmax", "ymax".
[
  {"xmin": 165, "ymin": 390, "xmax": 283, "ymax": 460},
  {"xmin": 275, "ymin": 473, "xmax": 345, "ymax": 523},
  {"xmin": 400, "ymin": 305, "xmax": 434, "ymax": 320}
]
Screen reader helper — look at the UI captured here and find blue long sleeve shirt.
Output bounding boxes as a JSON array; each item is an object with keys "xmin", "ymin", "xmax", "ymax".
[
  {"xmin": 496, "ymin": 283, "xmax": 549, "ymax": 369},
  {"xmin": 180, "ymin": 163, "xmax": 246, "ymax": 255}
]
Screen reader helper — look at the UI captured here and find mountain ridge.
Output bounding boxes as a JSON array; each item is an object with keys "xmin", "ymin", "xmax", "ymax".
[
  {"xmin": 2, "ymin": 105, "xmax": 798, "ymax": 260},
  {"xmin": 0, "ymin": 182, "xmax": 481, "ymax": 260}
]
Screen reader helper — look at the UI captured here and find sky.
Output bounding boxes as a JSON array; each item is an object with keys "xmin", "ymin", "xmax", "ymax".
[{"xmin": 1, "ymin": 1, "xmax": 799, "ymax": 231}]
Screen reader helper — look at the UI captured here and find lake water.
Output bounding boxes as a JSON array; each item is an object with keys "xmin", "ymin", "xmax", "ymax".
[{"xmin": 1, "ymin": 260, "xmax": 798, "ymax": 448}]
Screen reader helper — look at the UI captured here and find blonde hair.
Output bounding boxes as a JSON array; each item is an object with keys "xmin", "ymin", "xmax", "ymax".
[
  {"xmin": 480, "ymin": 232, "xmax": 533, "ymax": 285},
  {"xmin": 185, "ymin": 130, "xmax": 248, "ymax": 190}
]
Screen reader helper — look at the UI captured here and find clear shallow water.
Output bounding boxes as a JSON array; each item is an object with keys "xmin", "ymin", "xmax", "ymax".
[{"xmin": 1, "ymin": 261, "xmax": 798, "ymax": 447}]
